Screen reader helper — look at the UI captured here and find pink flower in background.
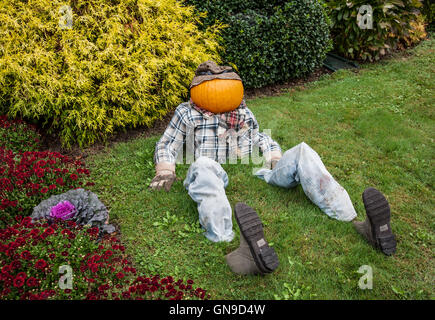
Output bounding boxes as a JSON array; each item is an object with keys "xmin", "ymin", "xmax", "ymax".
[{"xmin": 49, "ymin": 201, "xmax": 76, "ymax": 220}]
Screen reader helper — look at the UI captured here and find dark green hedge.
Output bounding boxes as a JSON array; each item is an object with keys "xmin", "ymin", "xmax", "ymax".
[
  {"xmin": 422, "ymin": 0, "xmax": 435, "ymax": 31},
  {"xmin": 184, "ymin": 0, "xmax": 332, "ymax": 88}
]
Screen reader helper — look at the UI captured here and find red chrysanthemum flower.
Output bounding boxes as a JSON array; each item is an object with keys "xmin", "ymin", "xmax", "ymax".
[
  {"xmin": 89, "ymin": 264, "xmax": 99, "ymax": 273},
  {"xmin": 86, "ymin": 292, "xmax": 97, "ymax": 300},
  {"xmin": 13, "ymin": 276, "xmax": 25, "ymax": 288},
  {"xmin": 35, "ymin": 169, "xmax": 44, "ymax": 178},
  {"xmin": 26, "ymin": 277, "xmax": 39, "ymax": 287},
  {"xmin": 35, "ymin": 259, "xmax": 47, "ymax": 270},
  {"xmin": 88, "ymin": 227, "xmax": 99, "ymax": 236},
  {"xmin": 44, "ymin": 227, "xmax": 54, "ymax": 235},
  {"xmin": 1, "ymin": 265, "xmax": 11, "ymax": 274},
  {"xmin": 102, "ymin": 250, "xmax": 113, "ymax": 259},
  {"xmin": 16, "ymin": 272, "xmax": 27, "ymax": 280},
  {"xmin": 11, "ymin": 260, "xmax": 22, "ymax": 270},
  {"xmin": 20, "ymin": 250, "xmax": 32, "ymax": 260}
]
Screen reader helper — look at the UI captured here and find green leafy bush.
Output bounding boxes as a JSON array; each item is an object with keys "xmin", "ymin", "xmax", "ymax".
[
  {"xmin": 184, "ymin": 0, "xmax": 332, "ymax": 88},
  {"xmin": 0, "ymin": 0, "xmax": 222, "ymax": 147},
  {"xmin": 0, "ymin": 115, "xmax": 41, "ymax": 153},
  {"xmin": 325, "ymin": 0, "xmax": 425, "ymax": 61}
]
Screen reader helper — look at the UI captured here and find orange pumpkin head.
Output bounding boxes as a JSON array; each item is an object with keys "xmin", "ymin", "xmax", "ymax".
[{"xmin": 190, "ymin": 79, "xmax": 244, "ymax": 114}]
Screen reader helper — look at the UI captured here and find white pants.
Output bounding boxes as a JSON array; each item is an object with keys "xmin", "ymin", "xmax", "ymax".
[{"xmin": 183, "ymin": 142, "xmax": 357, "ymax": 242}]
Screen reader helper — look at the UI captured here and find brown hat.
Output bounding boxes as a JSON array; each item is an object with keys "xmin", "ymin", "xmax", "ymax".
[{"xmin": 190, "ymin": 60, "xmax": 242, "ymax": 89}]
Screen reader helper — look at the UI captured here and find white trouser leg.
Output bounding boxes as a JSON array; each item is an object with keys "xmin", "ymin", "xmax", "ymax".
[
  {"xmin": 255, "ymin": 142, "xmax": 357, "ymax": 221},
  {"xmin": 183, "ymin": 157, "xmax": 235, "ymax": 242}
]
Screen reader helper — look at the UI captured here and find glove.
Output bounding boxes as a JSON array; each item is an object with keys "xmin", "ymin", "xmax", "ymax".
[
  {"xmin": 271, "ymin": 159, "xmax": 279, "ymax": 170},
  {"xmin": 149, "ymin": 170, "xmax": 176, "ymax": 192},
  {"xmin": 265, "ymin": 158, "xmax": 280, "ymax": 170}
]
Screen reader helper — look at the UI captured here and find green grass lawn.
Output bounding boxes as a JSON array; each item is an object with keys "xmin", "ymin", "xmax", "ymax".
[{"xmin": 87, "ymin": 37, "xmax": 434, "ymax": 300}]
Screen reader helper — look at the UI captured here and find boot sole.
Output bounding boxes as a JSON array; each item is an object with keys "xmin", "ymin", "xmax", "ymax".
[
  {"xmin": 362, "ymin": 188, "xmax": 397, "ymax": 255},
  {"xmin": 234, "ymin": 202, "xmax": 279, "ymax": 273}
]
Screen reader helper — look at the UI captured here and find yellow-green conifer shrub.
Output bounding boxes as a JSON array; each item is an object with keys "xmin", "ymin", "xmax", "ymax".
[{"xmin": 0, "ymin": 0, "xmax": 222, "ymax": 147}]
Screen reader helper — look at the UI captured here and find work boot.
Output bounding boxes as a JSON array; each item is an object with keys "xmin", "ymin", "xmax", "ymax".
[
  {"xmin": 353, "ymin": 187, "xmax": 397, "ymax": 255},
  {"xmin": 225, "ymin": 233, "xmax": 262, "ymax": 275},
  {"xmin": 225, "ymin": 203, "xmax": 279, "ymax": 275},
  {"xmin": 353, "ymin": 218, "xmax": 376, "ymax": 247}
]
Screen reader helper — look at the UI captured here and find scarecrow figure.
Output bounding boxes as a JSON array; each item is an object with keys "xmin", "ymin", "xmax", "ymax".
[{"xmin": 150, "ymin": 61, "xmax": 397, "ymax": 275}]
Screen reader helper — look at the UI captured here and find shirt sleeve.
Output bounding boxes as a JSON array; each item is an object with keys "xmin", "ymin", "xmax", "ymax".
[
  {"xmin": 154, "ymin": 103, "xmax": 191, "ymax": 169},
  {"xmin": 245, "ymin": 107, "xmax": 282, "ymax": 161}
]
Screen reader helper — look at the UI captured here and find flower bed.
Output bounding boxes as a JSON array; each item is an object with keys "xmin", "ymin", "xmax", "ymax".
[
  {"xmin": 0, "ymin": 116, "xmax": 210, "ymax": 300},
  {"xmin": 0, "ymin": 217, "xmax": 209, "ymax": 300},
  {"xmin": 0, "ymin": 115, "xmax": 41, "ymax": 153},
  {"xmin": 0, "ymin": 147, "xmax": 94, "ymax": 227}
]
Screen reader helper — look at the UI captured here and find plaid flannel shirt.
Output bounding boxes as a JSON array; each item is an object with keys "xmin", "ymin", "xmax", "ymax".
[{"xmin": 154, "ymin": 101, "xmax": 282, "ymax": 171}]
